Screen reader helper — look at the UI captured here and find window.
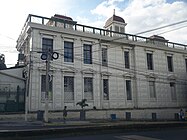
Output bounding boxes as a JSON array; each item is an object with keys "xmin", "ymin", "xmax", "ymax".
[
  {"xmin": 147, "ymin": 53, "xmax": 153, "ymax": 70},
  {"xmin": 83, "ymin": 44, "xmax": 92, "ymax": 64},
  {"xmin": 120, "ymin": 27, "xmax": 125, "ymax": 33},
  {"xmin": 64, "ymin": 41, "xmax": 74, "ymax": 62},
  {"xmin": 124, "ymin": 51, "xmax": 130, "ymax": 69},
  {"xmin": 167, "ymin": 56, "xmax": 173, "ymax": 72},
  {"xmin": 42, "ymin": 38, "xmax": 53, "ymax": 53},
  {"xmin": 115, "ymin": 26, "xmax": 119, "ymax": 32},
  {"xmin": 84, "ymin": 77, "xmax": 93, "ymax": 100},
  {"xmin": 185, "ymin": 59, "xmax": 187, "ymax": 72},
  {"xmin": 149, "ymin": 81, "xmax": 156, "ymax": 98},
  {"xmin": 64, "ymin": 76, "xmax": 74, "ymax": 101},
  {"xmin": 126, "ymin": 80, "xmax": 132, "ymax": 100},
  {"xmin": 103, "ymin": 79, "xmax": 109, "ymax": 100},
  {"xmin": 102, "ymin": 48, "xmax": 108, "ymax": 66},
  {"xmin": 170, "ymin": 82, "xmax": 176, "ymax": 100},
  {"xmin": 41, "ymin": 75, "xmax": 53, "ymax": 101}
]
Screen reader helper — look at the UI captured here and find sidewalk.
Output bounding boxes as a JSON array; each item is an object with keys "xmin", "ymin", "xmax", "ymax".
[{"xmin": 0, "ymin": 119, "xmax": 187, "ymax": 138}]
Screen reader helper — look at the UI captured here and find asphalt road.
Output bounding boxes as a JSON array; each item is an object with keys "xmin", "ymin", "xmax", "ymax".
[{"xmin": 14, "ymin": 127, "xmax": 187, "ymax": 140}]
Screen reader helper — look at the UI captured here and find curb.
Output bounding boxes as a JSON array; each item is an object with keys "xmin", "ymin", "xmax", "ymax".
[{"xmin": 0, "ymin": 122, "xmax": 187, "ymax": 138}]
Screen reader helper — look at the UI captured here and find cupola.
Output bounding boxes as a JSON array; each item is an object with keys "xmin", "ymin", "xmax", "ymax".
[{"xmin": 104, "ymin": 9, "xmax": 127, "ymax": 33}]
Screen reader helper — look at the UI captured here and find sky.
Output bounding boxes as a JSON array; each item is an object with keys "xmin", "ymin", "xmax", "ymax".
[{"xmin": 0, "ymin": 0, "xmax": 187, "ymax": 67}]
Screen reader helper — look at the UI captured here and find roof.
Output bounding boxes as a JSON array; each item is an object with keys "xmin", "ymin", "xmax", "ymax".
[
  {"xmin": 53, "ymin": 14, "xmax": 73, "ymax": 21},
  {"xmin": 104, "ymin": 14, "xmax": 126, "ymax": 28},
  {"xmin": 149, "ymin": 35, "xmax": 168, "ymax": 42}
]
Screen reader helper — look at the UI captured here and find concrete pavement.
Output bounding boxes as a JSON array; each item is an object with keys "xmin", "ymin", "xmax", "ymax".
[{"xmin": 0, "ymin": 119, "xmax": 187, "ymax": 138}]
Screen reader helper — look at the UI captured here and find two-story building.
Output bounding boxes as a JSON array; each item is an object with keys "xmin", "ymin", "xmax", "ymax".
[{"xmin": 16, "ymin": 13, "xmax": 187, "ymax": 120}]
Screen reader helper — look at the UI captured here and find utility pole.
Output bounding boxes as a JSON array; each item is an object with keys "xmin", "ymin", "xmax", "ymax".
[
  {"xmin": 40, "ymin": 47, "xmax": 59, "ymax": 123},
  {"xmin": 44, "ymin": 48, "xmax": 50, "ymax": 123}
]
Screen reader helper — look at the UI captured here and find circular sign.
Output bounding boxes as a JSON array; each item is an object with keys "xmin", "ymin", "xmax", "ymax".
[
  {"xmin": 52, "ymin": 52, "xmax": 59, "ymax": 60},
  {"xmin": 41, "ymin": 54, "xmax": 47, "ymax": 60}
]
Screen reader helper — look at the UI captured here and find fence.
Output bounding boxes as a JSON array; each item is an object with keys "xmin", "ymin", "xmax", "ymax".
[{"xmin": 0, "ymin": 86, "xmax": 25, "ymax": 112}]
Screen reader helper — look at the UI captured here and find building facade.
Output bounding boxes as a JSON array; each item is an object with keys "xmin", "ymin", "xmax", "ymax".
[{"xmin": 16, "ymin": 14, "xmax": 187, "ymax": 120}]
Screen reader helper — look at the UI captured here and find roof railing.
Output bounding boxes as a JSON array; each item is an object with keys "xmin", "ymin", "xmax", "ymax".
[{"xmin": 17, "ymin": 14, "xmax": 187, "ymax": 50}]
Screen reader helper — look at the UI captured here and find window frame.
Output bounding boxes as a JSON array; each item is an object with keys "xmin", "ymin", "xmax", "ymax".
[
  {"xmin": 124, "ymin": 51, "xmax": 130, "ymax": 69},
  {"xmin": 84, "ymin": 77, "xmax": 93, "ymax": 100},
  {"xmin": 149, "ymin": 81, "xmax": 156, "ymax": 98},
  {"xmin": 147, "ymin": 53, "xmax": 154, "ymax": 70},
  {"xmin": 41, "ymin": 75, "xmax": 53, "ymax": 101},
  {"xmin": 102, "ymin": 48, "xmax": 108, "ymax": 67},
  {"xmin": 103, "ymin": 79, "xmax": 109, "ymax": 100},
  {"xmin": 126, "ymin": 80, "xmax": 132, "ymax": 100},
  {"xmin": 83, "ymin": 44, "xmax": 92, "ymax": 64},
  {"xmin": 167, "ymin": 56, "xmax": 173, "ymax": 72},
  {"xmin": 64, "ymin": 41, "xmax": 74, "ymax": 63},
  {"xmin": 64, "ymin": 76, "xmax": 74, "ymax": 101},
  {"xmin": 170, "ymin": 82, "xmax": 176, "ymax": 101}
]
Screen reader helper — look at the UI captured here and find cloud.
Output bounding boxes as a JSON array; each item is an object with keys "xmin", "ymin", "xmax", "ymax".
[{"xmin": 90, "ymin": 0, "xmax": 187, "ymax": 44}]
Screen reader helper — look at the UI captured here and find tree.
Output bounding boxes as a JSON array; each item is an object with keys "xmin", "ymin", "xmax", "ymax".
[
  {"xmin": 0, "ymin": 54, "xmax": 6, "ymax": 70},
  {"xmin": 76, "ymin": 99, "xmax": 88, "ymax": 120}
]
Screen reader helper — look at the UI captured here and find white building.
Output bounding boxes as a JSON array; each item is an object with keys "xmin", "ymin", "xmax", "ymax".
[
  {"xmin": 0, "ymin": 66, "xmax": 25, "ymax": 112},
  {"xmin": 16, "ymin": 13, "xmax": 187, "ymax": 120}
]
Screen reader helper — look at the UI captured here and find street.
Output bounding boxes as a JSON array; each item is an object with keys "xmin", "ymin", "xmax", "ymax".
[{"xmin": 18, "ymin": 127, "xmax": 187, "ymax": 140}]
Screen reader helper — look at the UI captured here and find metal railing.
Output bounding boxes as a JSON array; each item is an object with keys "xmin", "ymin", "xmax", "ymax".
[{"xmin": 17, "ymin": 14, "xmax": 187, "ymax": 50}]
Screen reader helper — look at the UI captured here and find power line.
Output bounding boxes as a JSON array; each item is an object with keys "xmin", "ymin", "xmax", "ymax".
[
  {"xmin": 157, "ymin": 25, "xmax": 187, "ymax": 35},
  {"xmin": 31, "ymin": 51, "xmax": 187, "ymax": 84},
  {"xmin": 135, "ymin": 19, "xmax": 187, "ymax": 35}
]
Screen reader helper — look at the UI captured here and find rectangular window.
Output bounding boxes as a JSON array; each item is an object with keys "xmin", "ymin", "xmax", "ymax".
[
  {"xmin": 170, "ymin": 82, "xmax": 176, "ymax": 100},
  {"xmin": 120, "ymin": 27, "xmax": 125, "ymax": 33},
  {"xmin": 115, "ymin": 26, "xmax": 119, "ymax": 32},
  {"xmin": 103, "ymin": 79, "xmax": 109, "ymax": 100},
  {"xmin": 124, "ymin": 51, "xmax": 130, "ymax": 69},
  {"xmin": 41, "ymin": 75, "xmax": 53, "ymax": 101},
  {"xmin": 42, "ymin": 38, "xmax": 53, "ymax": 53},
  {"xmin": 126, "ymin": 80, "xmax": 132, "ymax": 100},
  {"xmin": 102, "ymin": 48, "xmax": 108, "ymax": 66},
  {"xmin": 149, "ymin": 81, "xmax": 156, "ymax": 98},
  {"xmin": 167, "ymin": 56, "xmax": 173, "ymax": 72},
  {"xmin": 83, "ymin": 44, "xmax": 92, "ymax": 64},
  {"xmin": 64, "ymin": 41, "xmax": 74, "ymax": 62},
  {"xmin": 64, "ymin": 76, "xmax": 74, "ymax": 101},
  {"xmin": 42, "ymin": 38, "xmax": 53, "ymax": 60},
  {"xmin": 84, "ymin": 77, "xmax": 93, "ymax": 100},
  {"xmin": 147, "ymin": 53, "xmax": 153, "ymax": 70}
]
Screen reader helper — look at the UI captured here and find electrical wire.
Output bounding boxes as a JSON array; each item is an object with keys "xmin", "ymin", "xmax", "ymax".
[{"xmin": 135, "ymin": 19, "xmax": 187, "ymax": 35}]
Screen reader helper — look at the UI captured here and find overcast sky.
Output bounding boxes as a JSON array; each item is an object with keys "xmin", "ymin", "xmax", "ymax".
[{"xmin": 0, "ymin": 0, "xmax": 187, "ymax": 67}]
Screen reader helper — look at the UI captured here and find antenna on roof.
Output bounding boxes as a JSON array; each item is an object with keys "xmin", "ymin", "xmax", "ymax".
[{"xmin": 113, "ymin": 9, "xmax": 115, "ymax": 15}]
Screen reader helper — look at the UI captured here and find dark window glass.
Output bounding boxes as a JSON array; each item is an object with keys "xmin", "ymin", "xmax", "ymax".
[
  {"xmin": 103, "ymin": 79, "xmax": 109, "ymax": 100},
  {"xmin": 83, "ymin": 44, "xmax": 92, "ymax": 64},
  {"xmin": 147, "ymin": 53, "xmax": 153, "ymax": 70},
  {"xmin": 126, "ymin": 80, "xmax": 132, "ymax": 100},
  {"xmin": 167, "ymin": 56, "xmax": 173, "ymax": 72},
  {"xmin": 42, "ymin": 38, "xmax": 53, "ymax": 60},
  {"xmin": 102, "ymin": 48, "xmax": 108, "ymax": 66},
  {"xmin": 42, "ymin": 38, "xmax": 53, "ymax": 53},
  {"xmin": 124, "ymin": 51, "xmax": 130, "ymax": 69},
  {"xmin": 64, "ymin": 41, "xmax": 74, "ymax": 62},
  {"xmin": 185, "ymin": 59, "xmax": 187, "ymax": 72}
]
